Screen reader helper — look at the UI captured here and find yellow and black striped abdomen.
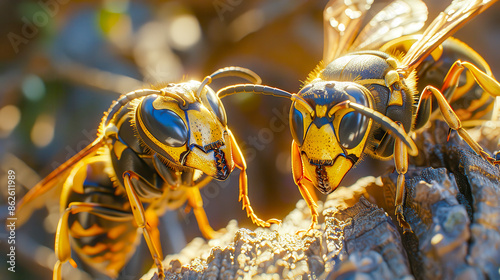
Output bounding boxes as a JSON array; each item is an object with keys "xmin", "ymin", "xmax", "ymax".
[
  {"xmin": 60, "ymin": 157, "xmax": 139, "ymax": 278},
  {"xmin": 418, "ymin": 37, "xmax": 495, "ymax": 122}
]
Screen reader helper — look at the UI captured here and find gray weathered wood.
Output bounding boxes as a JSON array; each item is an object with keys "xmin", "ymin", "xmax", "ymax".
[{"xmin": 142, "ymin": 121, "xmax": 500, "ymax": 280}]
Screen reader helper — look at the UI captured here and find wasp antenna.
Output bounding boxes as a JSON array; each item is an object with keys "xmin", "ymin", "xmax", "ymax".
[
  {"xmin": 195, "ymin": 75, "xmax": 213, "ymax": 98},
  {"xmin": 216, "ymin": 83, "xmax": 318, "ymax": 115},
  {"xmin": 338, "ymin": 101, "xmax": 418, "ymax": 156},
  {"xmin": 210, "ymin": 66, "xmax": 262, "ymax": 85},
  {"xmin": 196, "ymin": 67, "xmax": 263, "ymax": 99},
  {"xmin": 104, "ymin": 89, "xmax": 161, "ymax": 126},
  {"xmin": 217, "ymin": 84, "xmax": 294, "ymax": 99}
]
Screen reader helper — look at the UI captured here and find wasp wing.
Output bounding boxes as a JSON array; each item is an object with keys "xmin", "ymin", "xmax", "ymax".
[
  {"xmin": 349, "ymin": 0, "xmax": 428, "ymax": 52},
  {"xmin": 323, "ymin": 0, "xmax": 373, "ymax": 65},
  {"xmin": 401, "ymin": 0, "xmax": 498, "ymax": 73},
  {"xmin": 16, "ymin": 137, "xmax": 105, "ymax": 226}
]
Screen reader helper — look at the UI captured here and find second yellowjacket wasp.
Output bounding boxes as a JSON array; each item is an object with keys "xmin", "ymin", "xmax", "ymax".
[{"xmin": 218, "ymin": 0, "xmax": 500, "ymax": 232}]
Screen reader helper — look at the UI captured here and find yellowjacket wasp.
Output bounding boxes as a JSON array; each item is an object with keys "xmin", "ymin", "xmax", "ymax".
[
  {"xmin": 217, "ymin": 0, "xmax": 500, "ymax": 232},
  {"xmin": 16, "ymin": 67, "xmax": 280, "ymax": 279}
]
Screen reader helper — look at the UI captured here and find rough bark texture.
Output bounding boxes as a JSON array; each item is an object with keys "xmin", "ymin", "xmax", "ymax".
[{"xmin": 141, "ymin": 121, "xmax": 500, "ymax": 280}]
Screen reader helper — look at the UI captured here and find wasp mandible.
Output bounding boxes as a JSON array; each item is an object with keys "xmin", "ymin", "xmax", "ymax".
[
  {"xmin": 16, "ymin": 67, "xmax": 280, "ymax": 279},
  {"xmin": 217, "ymin": 0, "xmax": 500, "ymax": 232}
]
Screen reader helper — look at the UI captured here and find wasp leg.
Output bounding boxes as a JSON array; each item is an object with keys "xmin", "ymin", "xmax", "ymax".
[
  {"xmin": 185, "ymin": 186, "xmax": 219, "ymax": 239},
  {"xmin": 446, "ymin": 61, "xmax": 500, "ymax": 125},
  {"xmin": 54, "ymin": 208, "xmax": 77, "ymax": 280},
  {"xmin": 192, "ymin": 175, "xmax": 213, "ymax": 189},
  {"xmin": 177, "ymin": 175, "xmax": 213, "ymax": 215},
  {"xmin": 228, "ymin": 129, "xmax": 281, "ymax": 227},
  {"xmin": 444, "ymin": 61, "xmax": 500, "ymax": 101},
  {"xmin": 414, "ymin": 60, "xmax": 500, "ymax": 130},
  {"xmin": 123, "ymin": 171, "xmax": 165, "ymax": 279},
  {"xmin": 306, "ymin": 181, "xmax": 319, "ymax": 205},
  {"xmin": 416, "ymin": 85, "xmax": 496, "ymax": 164},
  {"xmin": 53, "ymin": 202, "xmax": 133, "ymax": 280},
  {"xmin": 393, "ymin": 127, "xmax": 411, "ymax": 232},
  {"xmin": 292, "ymin": 140, "xmax": 319, "ymax": 233}
]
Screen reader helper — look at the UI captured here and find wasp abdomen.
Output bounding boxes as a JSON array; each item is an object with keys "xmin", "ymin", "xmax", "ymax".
[
  {"xmin": 417, "ymin": 38, "xmax": 495, "ymax": 122},
  {"xmin": 63, "ymin": 160, "xmax": 138, "ymax": 278}
]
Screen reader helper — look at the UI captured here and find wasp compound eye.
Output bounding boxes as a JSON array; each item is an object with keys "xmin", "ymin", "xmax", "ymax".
[
  {"xmin": 290, "ymin": 104, "xmax": 305, "ymax": 146},
  {"xmin": 338, "ymin": 86, "xmax": 369, "ymax": 149},
  {"xmin": 138, "ymin": 95, "xmax": 188, "ymax": 147},
  {"xmin": 338, "ymin": 111, "xmax": 368, "ymax": 149},
  {"xmin": 345, "ymin": 85, "xmax": 369, "ymax": 107},
  {"xmin": 204, "ymin": 87, "xmax": 227, "ymax": 126}
]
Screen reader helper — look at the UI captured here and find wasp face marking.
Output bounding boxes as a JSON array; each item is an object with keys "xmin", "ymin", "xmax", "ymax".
[
  {"xmin": 186, "ymin": 139, "xmax": 231, "ymax": 180},
  {"xmin": 299, "ymin": 122, "xmax": 354, "ymax": 194},
  {"xmin": 184, "ymin": 97, "xmax": 233, "ymax": 179}
]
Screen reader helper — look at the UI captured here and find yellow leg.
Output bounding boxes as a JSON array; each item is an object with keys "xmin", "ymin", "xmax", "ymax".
[
  {"xmin": 292, "ymin": 141, "xmax": 319, "ymax": 232},
  {"xmin": 441, "ymin": 60, "xmax": 466, "ymax": 101},
  {"xmin": 185, "ymin": 187, "xmax": 217, "ymax": 239},
  {"xmin": 418, "ymin": 85, "xmax": 495, "ymax": 164},
  {"xmin": 454, "ymin": 61, "xmax": 500, "ymax": 98},
  {"xmin": 228, "ymin": 129, "xmax": 281, "ymax": 227},
  {"xmin": 415, "ymin": 60, "xmax": 500, "ymax": 130},
  {"xmin": 441, "ymin": 60, "xmax": 500, "ymax": 102},
  {"xmin": 192, "ymin": 175, "xmax": 213, "ymax": 189},
  {"xmin": 305, "ymin": 182, "xmax": 319, "ymax": 204},
  {"xmin": 443, "ymin": 61, "xmax": 500, "ymax": 121},
  {"xmin": 53, "ymin": 209, "xmax": 77, "ymax": 280},
  {"xmin": 123, "ymin": 172, "xmax": 165, "ymax": 279},
  {"xmin": 393, "ymin": 126, "xmax": 411, "ymax": 232}
]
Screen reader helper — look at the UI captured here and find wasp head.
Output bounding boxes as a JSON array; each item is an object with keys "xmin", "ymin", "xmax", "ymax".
[
  {"xmin": 290, "ymin": 80, "xmax": 374, "ymax": 194},
  {"xmin": 134, "ymin": 81, "xmax": 233, "ymax": 180}
]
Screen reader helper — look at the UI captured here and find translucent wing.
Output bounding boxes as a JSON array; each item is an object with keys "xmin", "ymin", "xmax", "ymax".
[
  {"xmin": 16, "ymin": 137, "xmax": 105, "ymax": 226},
  {"xmin": 401, "ymin": 0, "xmax": 499, "ymax": 73},
  {"xmin": 323, "ymin": 0, "xmax": 373, "ymax": 65},
  {"xmin": 349, "ymin": 0, "xmax": 428, "ymax": 51}
]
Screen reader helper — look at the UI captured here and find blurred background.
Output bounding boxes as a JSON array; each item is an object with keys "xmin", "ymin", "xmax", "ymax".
[{"xmin": 0, "ymin": 0, "xmax": 498, "ymax": 279}]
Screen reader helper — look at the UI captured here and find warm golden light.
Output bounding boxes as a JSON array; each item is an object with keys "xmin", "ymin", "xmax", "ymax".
[{"xmin": 30, "ymin": 113, "xmax": 55, "ymax": 147}]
